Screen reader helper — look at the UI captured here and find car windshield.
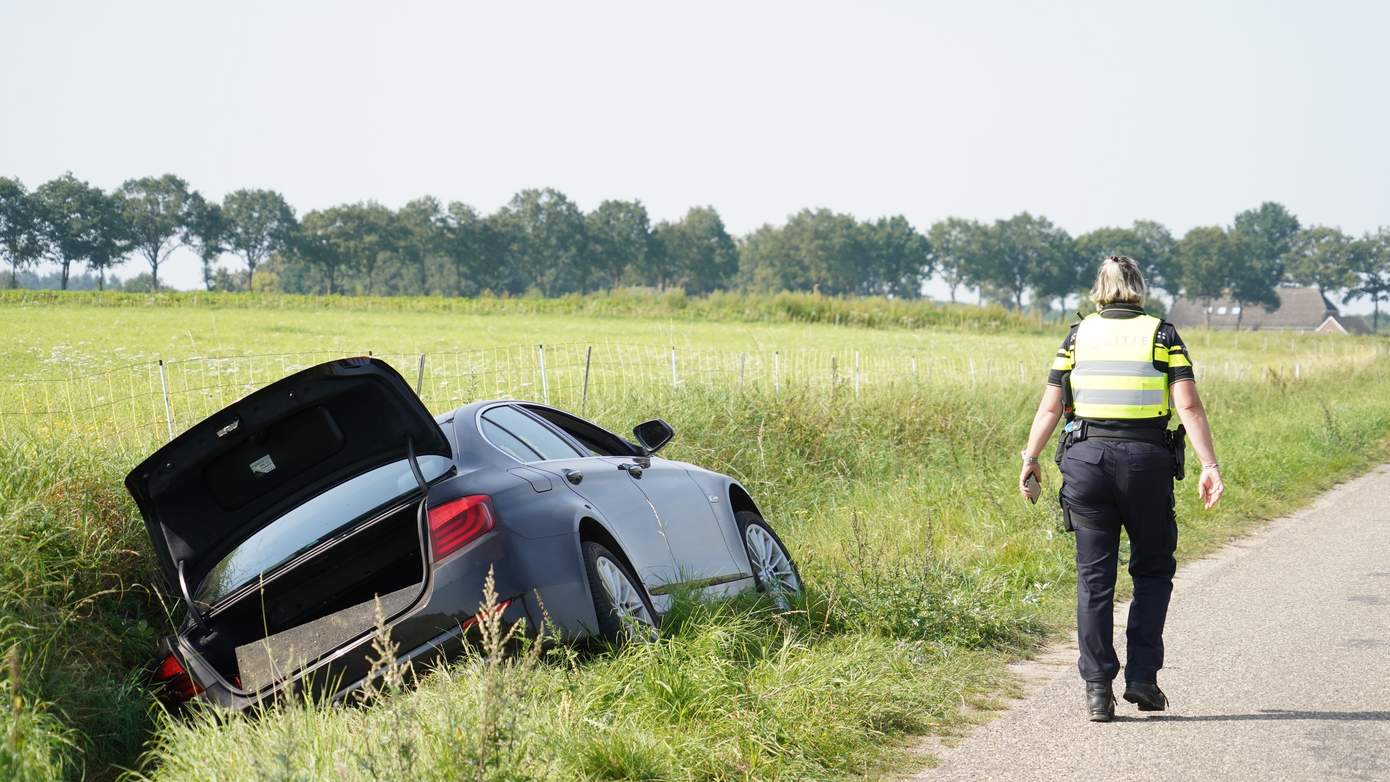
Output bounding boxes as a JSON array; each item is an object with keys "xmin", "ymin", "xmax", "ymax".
[{"xmin": 195, "ymin": 455, "xmax": 452, "ymax": 607}]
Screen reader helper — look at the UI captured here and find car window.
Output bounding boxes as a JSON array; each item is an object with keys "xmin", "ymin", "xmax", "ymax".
[
  {"xmin": 522, "ymin": 406, "xmax": 632, "ymax": 457},
  {"xmin": 480, "ymin": 418, "xmax": 540, "ymax": 462},
  {"xmin": 196, "ymin": 455, "xmax": 452, "ymax": 607},
  {"xmin": 480, "ymin": 406, "xmax": 583, "ymax": 462}
]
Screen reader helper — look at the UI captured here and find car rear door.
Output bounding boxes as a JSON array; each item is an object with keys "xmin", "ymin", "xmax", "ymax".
[{"xmin": 475, "ymin": 405, "xmax": 678, "ymax": 591}]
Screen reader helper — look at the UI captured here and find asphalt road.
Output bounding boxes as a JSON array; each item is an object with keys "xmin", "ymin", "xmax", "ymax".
[{"xmin": 913, "ymin": 464, "xmax": 1390, "ymax": 782}]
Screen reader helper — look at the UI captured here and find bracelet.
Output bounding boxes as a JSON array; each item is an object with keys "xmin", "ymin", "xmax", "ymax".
[
  {"xmin": 1201, "ymin": 462, "xmax": 1220, "ymax": 470},
  {"xmin": 1021, "ymin": 452, "xmax": 1039, "ymax": 464}
]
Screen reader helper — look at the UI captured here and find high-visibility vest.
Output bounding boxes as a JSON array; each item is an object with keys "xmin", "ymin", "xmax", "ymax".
[{"xmin": 1070, "ymin": 313, "xmax": 1169, "ymax": 420}]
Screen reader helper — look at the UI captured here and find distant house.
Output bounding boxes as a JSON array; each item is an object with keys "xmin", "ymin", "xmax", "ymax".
[{"xmin": 1166, "ymin": 286, "xmax": 1371, "ymax": 334}]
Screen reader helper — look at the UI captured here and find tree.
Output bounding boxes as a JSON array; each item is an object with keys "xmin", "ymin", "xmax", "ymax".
[
  {"xmin": 222, "ymin": 189, "xmax": 296, "ymax": 292},
  {"xmin": 1229, "ymin": 202, "xmax": 1299, "ymax": 327},
  {"xmin": 585, "ymin": 200, "xmax": 652, "ymax": 290},
  {"xmin": 383, "ymin": 197, "xmax": 445, "ymax": 295},
  {"xmin": 33, "ymin": 173, "xmax": 120, "ymax": 290},
  {"xmin": 0, "ymin": 178, "xmax": 47, "ymax": 288},
  {"xmin": 927, "ymin": 218, "xmax": 985, "ymax": 303},
  {"xmin": 492, "ymin": 189, "xmax": 588, "ymax": 296},
  {"xmin": 981, "ymin": 213, "xmax": 1075, "ymax": 312},
  {"xmin": 294, "ymin": 209, "xmax": 351, "ymax": 295},
  {"xmin": 441, "ymin": 202, "xmax": 484, "ymax": 295},
  {"xmin": 84, "ymin": 189, "xmax": 131, "ymax": 291},
  {"xmin": 1347, "ymin": 229, "xmax": 1390, "ymax": 331},
  {"xmin": 183, "ymin": 193, "xmax": 227, "ymax": 290},
  {"xmin": 119, "ymin": 175, "xmax": 195, "ymax": 290},
  {"xmin": 1175, "ymin": 226, "xmax": 1235, "ymax": 328},
  {"xmin": 861, "ymin": 215, "xmax": 931, "ymax": 298},
  {"xmin": 655, "ymin": 206, "xmax": 739, "ymax": 295},
  {"xmin": 1284, "ymin": 226, "xmax": 1355, "ymax": 301}
]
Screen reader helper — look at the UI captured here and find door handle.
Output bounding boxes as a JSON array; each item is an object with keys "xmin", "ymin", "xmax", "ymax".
[
  {"xmin": 618, "ymin": 462, "xmax": 644, "ymax": 479},
  {"xmin": 562, "ymin": 468, "xmax": 583, "ymax": 485}
]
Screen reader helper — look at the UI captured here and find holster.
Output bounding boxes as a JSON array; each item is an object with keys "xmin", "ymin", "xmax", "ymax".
[{"xmin": 1167, "ymin": 424, "xmax": 1187, "ymax": 481}]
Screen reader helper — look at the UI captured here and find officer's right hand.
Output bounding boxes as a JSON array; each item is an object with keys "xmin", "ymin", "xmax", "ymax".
[{"xmin": 1019, "ymin": 460, "xmax": 1043, "ymax": 500}]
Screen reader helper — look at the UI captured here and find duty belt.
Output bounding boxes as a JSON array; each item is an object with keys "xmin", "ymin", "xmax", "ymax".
[{"xmin": 1081, "ymin": 424, "xmax": 1167, "ymax": 445}]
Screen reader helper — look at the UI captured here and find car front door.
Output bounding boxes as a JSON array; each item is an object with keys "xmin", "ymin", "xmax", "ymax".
[{"xmin": 476, "ymin": 405, "xmax": 678, "ymax": 593}]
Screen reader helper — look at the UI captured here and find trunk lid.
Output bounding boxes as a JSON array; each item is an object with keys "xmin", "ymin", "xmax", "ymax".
[{"xmin": 125, "ymin": 357, "xmax": 450, "ymax": 606}]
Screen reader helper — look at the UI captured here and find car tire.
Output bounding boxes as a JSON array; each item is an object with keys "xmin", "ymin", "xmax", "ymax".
[
  {"xmin": 735, "ymin": 511, "xmax": 803, "ymax": 608},
  {"xmin": 582, "ymin": 540, "xmax": 658, "ymax": 643}
]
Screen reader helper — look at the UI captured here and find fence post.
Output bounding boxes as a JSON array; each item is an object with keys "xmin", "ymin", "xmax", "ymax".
[
  {"xmin": 853, "ymin": 350, "xmax": 861, "ymax": 397},
  {"xmin": 538, "ymin": 344, "xmax": 549, "ymax": 405},
  {"xmin": 968, "ymin": 357, "xmax": 977, "ymax": 386},
  {"xmin": 581, "ymin": 345, "xmax": 593, "ymax": 413},
  {"xmin": 670, "ymin": 346, "xmax": 678, "ymax": 389},
  {"xmin": 158, "ymin": 359, "xmax": 174, "ymax": 441},
  {"xmin": 774, "ymin": 351, "xmax": 781, "ymax": 394},
  {"xmin": 738, "ymin": 353, "xmax": 746, "ymax": 388},
  {"xmin": 415, "ymin": 353, "xmax": 427, "ymax": 395}
]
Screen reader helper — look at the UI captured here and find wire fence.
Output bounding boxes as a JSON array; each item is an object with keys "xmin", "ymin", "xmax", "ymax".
[{"xmin": 2, "ymin": 340, "xmax": 1387, "ymax": 449}]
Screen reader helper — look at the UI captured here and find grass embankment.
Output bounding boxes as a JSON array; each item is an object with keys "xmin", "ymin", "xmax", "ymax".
[{"xmin": 2, "ymin": 293, "xmax": 1389, "ymax": 780}]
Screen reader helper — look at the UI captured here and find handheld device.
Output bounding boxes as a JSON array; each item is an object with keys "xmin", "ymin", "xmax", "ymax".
[{"xmin": 1024, "ymin": 473, "xmax": 1041, "ymax": 504}]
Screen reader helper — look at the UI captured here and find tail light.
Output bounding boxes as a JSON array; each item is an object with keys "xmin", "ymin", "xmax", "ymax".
[
  {"xmin": 428, "ymin": 495, "xmax": 495, "ymax": 559},
  {"xmin": 152, "ymin": 652, "xmax": 204, "ymax": 703}
]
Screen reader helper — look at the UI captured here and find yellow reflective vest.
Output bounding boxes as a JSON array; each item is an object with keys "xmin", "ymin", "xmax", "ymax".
[{"xmin": 1070, "ymin": 313, "xmax": 1169, "ymax": 420}]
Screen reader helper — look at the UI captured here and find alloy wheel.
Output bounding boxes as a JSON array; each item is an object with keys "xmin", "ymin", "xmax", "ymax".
[
  {"xmin": 744, "ymin": 524, "xmax": 800, "ymax": 609},
  {"xmin": 594, "ymin": 556, "xmax": 656, "ymax": 639}
]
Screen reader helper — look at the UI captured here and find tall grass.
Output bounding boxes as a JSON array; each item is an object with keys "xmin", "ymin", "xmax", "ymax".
[{"xmin": 3, "ymin": 331, "xmax": 1390, "ymax": 778}]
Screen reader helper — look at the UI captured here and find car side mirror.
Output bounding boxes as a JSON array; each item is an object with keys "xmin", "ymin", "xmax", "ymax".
[{"xmin": 633, "ymin": 419, "xmax": 675, "ymax": 455}]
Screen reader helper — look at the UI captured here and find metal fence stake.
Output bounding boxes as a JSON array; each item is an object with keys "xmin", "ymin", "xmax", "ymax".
[
  {"xmin": 415, "ymin": 353, "xmax": 427, "ymax": 395},
  {"xmin": 581, "ymin": 345, "xmax": 592, "ymax": 412},
  {"xmin": 670, "ymin": 346, "xmax": 678, "ymax": 389},
  {"xmin": 774, "ymin": 351, "xmax": 781, "ymax": 394},
  {"xmin": 854, "ymin": 350, "xmax": 861, "ymax": 397},
  {"xmin": 538, "ymin": 344, "xmax": 549, "ymax": 404},
  {"xmin": 158, "ymin": 359, "xmax": 174, "ymax": 441},
  {"xmin": 739, "ymin": 353, "xmax": 746, "ymax": 388}
]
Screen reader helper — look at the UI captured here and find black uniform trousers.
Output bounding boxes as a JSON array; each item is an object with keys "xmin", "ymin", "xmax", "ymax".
[{"xmin": 1058, "ymin": 437, "xmax": 1177, "ymax": 685}]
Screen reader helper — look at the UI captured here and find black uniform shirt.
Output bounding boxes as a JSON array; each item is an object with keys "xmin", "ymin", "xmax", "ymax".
[{"xmin": 1046, "ymin": 302, "xmax": 1196, "ymax": 429}]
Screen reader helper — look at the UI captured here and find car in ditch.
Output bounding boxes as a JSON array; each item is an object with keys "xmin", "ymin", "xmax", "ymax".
[{"xmin": 128, "ymin": 356, "xmax": 801, "ymax": 710}]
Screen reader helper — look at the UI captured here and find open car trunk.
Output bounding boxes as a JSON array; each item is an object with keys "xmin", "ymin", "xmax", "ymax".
[
  {"xmin": 186, "ymin": 499, "xmax": 427, "ymax": 692},
  {"xmin": 124, "ymin": 357, "xmax": 454, "ymax": 693}
]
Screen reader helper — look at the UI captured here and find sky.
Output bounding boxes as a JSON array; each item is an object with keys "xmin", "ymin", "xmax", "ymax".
[{"xmin": 2, "ymin": 0, "xmax": 1387, "ymax": 308}]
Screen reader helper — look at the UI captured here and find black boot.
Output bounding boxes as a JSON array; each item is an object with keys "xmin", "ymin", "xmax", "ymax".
[
  {"xmin": 1086, "ymin": 681, "xmax": 1115, "ymax": 722},
  {"xmin": 1123, "ymin": 681, "xmax": 1168, "ymax": 712}
]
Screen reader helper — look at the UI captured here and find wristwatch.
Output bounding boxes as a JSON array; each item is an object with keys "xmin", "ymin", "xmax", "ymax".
[
  {"xmin": 1021, "ymin": 451, "xmax": 1039, "ymax": 465},
  {"xmin": 1201, "ymin": 462, "xmax": 1220, "ymax": 471}
]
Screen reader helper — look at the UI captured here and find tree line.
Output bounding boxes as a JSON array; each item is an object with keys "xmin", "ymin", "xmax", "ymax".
[{"xmin": 3, "ymin": 172, "xmax": 1390, "ymax": 328}]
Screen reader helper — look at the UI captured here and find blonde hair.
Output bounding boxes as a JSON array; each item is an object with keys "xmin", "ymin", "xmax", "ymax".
[{"xmin": 1089, "ymin": 255, "xmax": 1146, "ymax": 306}]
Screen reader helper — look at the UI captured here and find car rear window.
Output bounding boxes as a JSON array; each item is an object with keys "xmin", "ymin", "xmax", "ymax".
[
  {"xmin": 196, "ymin": 455, "xmax": 452, "ymax": 607},
  {"xmin": 480, "ymin": 406, "xmax": 583, "ymax": 462}
]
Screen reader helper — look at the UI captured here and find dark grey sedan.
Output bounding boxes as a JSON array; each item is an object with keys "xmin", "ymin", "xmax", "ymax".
[{"xmin": 129, "ymin": 356, "xmax": 801, "ymax": 709}]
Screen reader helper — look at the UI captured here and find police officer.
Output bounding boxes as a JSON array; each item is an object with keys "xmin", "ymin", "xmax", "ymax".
[{"xmin": 1017, "ymin": 256, "xmax": 1225, "ymax": 722}]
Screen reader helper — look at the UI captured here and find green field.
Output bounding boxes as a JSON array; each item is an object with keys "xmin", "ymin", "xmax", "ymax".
[{"xmin": 3, "ymin": 292, "xmax": 1390, "ymax": 781}]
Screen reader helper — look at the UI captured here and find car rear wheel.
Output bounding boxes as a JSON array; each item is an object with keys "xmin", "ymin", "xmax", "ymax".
[
  {"xmin": 582, "ymin": 540, "xmax": 658, "ymax": 643},
  {"xmin": 735, "ymin": 511, "xmax": 802, "ymax": 609}
]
